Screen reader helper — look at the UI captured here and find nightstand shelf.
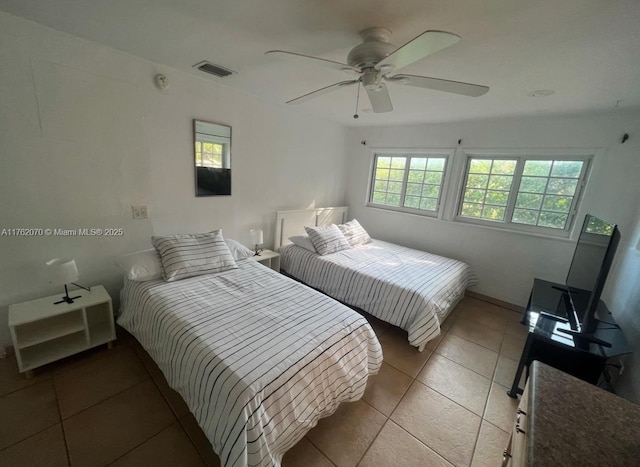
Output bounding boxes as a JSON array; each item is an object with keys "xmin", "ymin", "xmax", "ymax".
[
  {"xmin": 250, "ymin": 249, "xmax": 281, "ymax": 272},
  {"xmin": 15, "ymin": 311, "xmax": 85, "ymax": 349},
  {"xmin": 19, "ymin": 332, "xmax": 88, "ymax": 372},
  {"xmin": 8, "ymin": 285, "xmax": 116, "ymax": 376}
]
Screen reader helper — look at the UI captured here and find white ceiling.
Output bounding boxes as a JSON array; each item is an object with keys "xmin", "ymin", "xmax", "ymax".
[{"xmin": 2, "ymin": 0, "xmax": 640, "ymax": 127}]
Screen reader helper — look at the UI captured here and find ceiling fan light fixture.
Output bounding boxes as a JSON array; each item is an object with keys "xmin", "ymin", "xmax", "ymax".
[{"xmin": 362, "ymin": 70, "xmax": 381, "ymax": 90}]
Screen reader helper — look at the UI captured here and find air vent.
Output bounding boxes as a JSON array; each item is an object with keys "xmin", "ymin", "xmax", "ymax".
[{"xmin": 193, "ymin": 61, "xmax": 235, "ymax": 78}]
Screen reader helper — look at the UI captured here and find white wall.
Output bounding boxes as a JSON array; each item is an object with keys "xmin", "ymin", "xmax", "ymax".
[
  {"xmin": 607, "ymin": 203, "xmax": 640, "ymax": 402},
  {"xmin": 0, "ymin": 12, "xmax": 347, "ymax": 349},
  {"xmin": 345, "ymin": 112, "xmax": 640, "ymax": 401}
]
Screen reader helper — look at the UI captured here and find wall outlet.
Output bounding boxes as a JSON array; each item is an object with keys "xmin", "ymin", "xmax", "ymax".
[{"xmin": 132, "ymin": 205, "xmax": 149, "ymax": 219}]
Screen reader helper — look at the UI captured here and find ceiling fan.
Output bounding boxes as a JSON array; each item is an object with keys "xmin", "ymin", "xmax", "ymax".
[{"xmin": 265, "ymin": 27, "xmax": 489, "ymax": 116}]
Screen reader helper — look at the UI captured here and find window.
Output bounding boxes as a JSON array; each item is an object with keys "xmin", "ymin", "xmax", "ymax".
[
  {"xmin": 195, "ymin": 141, "xmax": 226, "ymax": 168},
  {"xmin": 368, "ymin": 153, "xmax": 449, "ymax": 216},
  {"xmin": 458, "ymin": 155, "xmax": 590, "ymax": 232}
]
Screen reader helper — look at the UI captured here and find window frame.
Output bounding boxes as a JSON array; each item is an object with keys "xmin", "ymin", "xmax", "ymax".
[
  {"xmin": 454, "ymin": 150, "xmax": 593, "ymax": 236},
  {"xmin": 366, "ymin": 149, "xmax": 454, "ymax": 218}
]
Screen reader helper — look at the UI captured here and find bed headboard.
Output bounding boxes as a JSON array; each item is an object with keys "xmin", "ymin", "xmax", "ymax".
[{"xmin": 274, "ymin": 207, "xmax": 348, "ymax": 250}]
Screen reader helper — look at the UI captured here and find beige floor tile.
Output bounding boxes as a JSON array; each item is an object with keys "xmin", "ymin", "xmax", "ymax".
[
  {"xmin": 0, "ymin": 423, "xmax": 68, "ymax": 467},
  {"xmin": 377, "ymin": 331, "xmax": 432, "ymax": 378},
  {"xmin": 282, "ymin": 437, "xmax": 334, "ymax": 467},
  {"xmin": 417, "ymin": 354, "xmax": 491, "ymax": 416},
  {"xmin": 0, "ymin": 355, "xmax": 52, "ymax": 397},
  {"xmin": 505, "ymin": 318, "xmax": 528, "ymax": 339},
  {"xmin": 180, "ymin": 414, "xmax": 221, "ymax": 467},
  {"xmin": 474, "ymin": 298, "xmax": 519, "ymax": 318},
  {"xmin": 500, "ymin": 333, "xmax": 526, "ymax": 361},
  {"xmin": 0, "ymin": 380, "xmax": 59, "ymax": 450},
  {"xmin": 358, "ymin": 420, "xmax": 453, "ymax": 467},
  {"xmin": 153, "ymin": 371, "xmax": 191, "ymax": 418},
  {"xmin": 362, "ymin": 362, "xmax": 413, "ymax": 416},
  {"xmin": 435, "ymin": 333, "xmax": 498, "ymax": 378},
  {"xmin": 458, "ymin": 302, "xmax": 510, "ymax": 333},
  {"xmin": 362, "ymin": 313, "xmax": 395, "ymax": 338},
  {"xmin": 133, "ymin": 344, "xmax": 163, "ymax": 376},
  {"xmin": 440, "ymin": 308, "xmax": 461, "ymax": 332},
  {"xmin": 493, "ymin": 354, "xmax": 523, "ymax": 388},
  {"xmin": 471, "ymin": 421, "xmax": 510, "ymax": 467},
  {"xmin": 306, "ymin": 400, "xmax": 386, "ymax": 467},
  {"xmin": 483, "ymin": 382, "xmax": 519, "ymax": 433},
  {"xmin": 64, "ymin": 380, "xmax": 176, "ymax": 466},
  {"xmin": 110, "ymin": 422, "xmax": 204, "ymax": 467},
  {"xmin": 391, "ymin": 381, "xmax": 481, "ymax": 467},
  {"xmin": 449, "ymin": 318, "xmax": 504, "ymax": 352},
  {"xmin": 425, "ymin": 331, "xmax": 445, "ymax": 351},
  {"xmin": 54, "ymin": 346, "xmax": 149, "ymax": 418}
]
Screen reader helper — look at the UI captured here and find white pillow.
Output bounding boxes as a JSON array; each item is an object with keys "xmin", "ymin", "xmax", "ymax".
[
  {"xmin": 338, "ymin": 219, "xmax": 372, "ymax": 247},
  {"xmin": 304, "ymin": 224, "xmax": 351, "ymax": 256},
  {"xmin": 117, "ymin": 249, "xmax": 163, "ymax": 282},
  {"xmin": 225, "ymin": 238, "xmax": 254, "ymax": 260},
  {"xmin": 288, "ymin": 235, "xmax": 317, "ymax": 253},
  {"xmin": 152, "ymin": 229, "xmax": 237, "ymax": 282}
]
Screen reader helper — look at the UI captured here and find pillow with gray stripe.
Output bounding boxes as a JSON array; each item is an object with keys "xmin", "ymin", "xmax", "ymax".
[
  {"xmin": 338, "ymin": 219, "xmax": 371, "ymax": 247},
  {"xmin": 152, "ymin": 229, "xmax": 237, "ymax": 281},
  {"xmin": 304, "ymin": 224, "xmax": 351, "ymax": 256}
]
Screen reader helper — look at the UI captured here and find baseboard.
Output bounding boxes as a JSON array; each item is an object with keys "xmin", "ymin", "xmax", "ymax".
[{"xmin": 465, "ymin": 291, "xmax": 524, "ymax": 313}]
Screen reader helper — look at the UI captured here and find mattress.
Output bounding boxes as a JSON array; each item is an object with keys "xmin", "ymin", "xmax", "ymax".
[
  {"xmin": 117, "ymin": 259, "xmax": 382, "ymax": 467},
  {"xmin": 280, "ymin": 239, "xmax": 477, "ymax": 350}
]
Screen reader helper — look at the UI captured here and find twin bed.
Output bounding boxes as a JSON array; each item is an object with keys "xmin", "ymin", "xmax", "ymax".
[
  {"xmin": 117, "ymin": 207, "xmax": 476, "ymax": 466},
  {"xmin": 275, "ymin": 207, "xmax": 477, "ymax": 351}
]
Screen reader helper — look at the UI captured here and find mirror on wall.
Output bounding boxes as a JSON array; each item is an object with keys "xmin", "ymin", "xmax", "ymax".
[{"xmin": 194, "ymin": 120, "xmax": 231, "ymax": 196}]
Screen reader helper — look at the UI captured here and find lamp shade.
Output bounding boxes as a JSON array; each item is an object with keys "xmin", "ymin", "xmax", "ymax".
[
  {"xmin": 249, "ymin": 229, "xmax": 264, "ymax": 245},
  {"xmin": 46, "ymin": 258, "xmax": 79, "ymax": 285}
]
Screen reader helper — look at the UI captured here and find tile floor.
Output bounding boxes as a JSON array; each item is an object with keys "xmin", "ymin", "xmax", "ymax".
[{"xmin": 0, "ymin": 296, "xmax": 527, "ymax": 467}]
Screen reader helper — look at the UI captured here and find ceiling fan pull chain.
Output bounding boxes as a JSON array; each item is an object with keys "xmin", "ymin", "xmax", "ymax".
[{"xmin": 354, "ymin": 82, "xmax": 361, "ymax": 119}]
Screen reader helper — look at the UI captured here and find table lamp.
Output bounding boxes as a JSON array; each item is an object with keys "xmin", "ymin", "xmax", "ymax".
[
  {"xmin": 250, "ymin": 229, "xmax": 264, "ymax": 256},
  {"xmin": 46, "ymin": 259, "xmax": 90, "ymax": 304}
]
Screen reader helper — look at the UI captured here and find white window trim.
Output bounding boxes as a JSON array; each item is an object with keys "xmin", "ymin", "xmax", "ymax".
[
  {"xmin": 365, "ymin": 147, "xmax": 455, "ymax": 219},
  {"xmin": 453, "ymin": 148, "xmax": 597, "ymax": 237}
]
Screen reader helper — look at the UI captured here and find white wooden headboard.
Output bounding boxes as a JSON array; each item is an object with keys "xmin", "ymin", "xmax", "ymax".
[{"xmin": 274, "ymin": 207, "xmax": 348, "ymax": 250}]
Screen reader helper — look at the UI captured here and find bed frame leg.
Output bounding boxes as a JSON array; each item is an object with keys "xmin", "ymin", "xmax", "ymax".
[{"xmin": 418, "ymin": 343, "xmax": 426, "ymax": 352}]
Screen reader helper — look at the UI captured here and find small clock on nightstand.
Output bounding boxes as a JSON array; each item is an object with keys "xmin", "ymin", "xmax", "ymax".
[{"xmin": 250, "ymin": 249, "xmax": 280, "ymax": 272}]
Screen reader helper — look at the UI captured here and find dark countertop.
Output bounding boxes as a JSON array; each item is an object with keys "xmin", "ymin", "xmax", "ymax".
[{"xmin": 527, "ymin": 361, "xmax": 640, "ymax": 466}]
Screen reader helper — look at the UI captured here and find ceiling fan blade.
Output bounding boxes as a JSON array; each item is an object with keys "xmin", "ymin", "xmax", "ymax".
[
  {"xmin": 286, "ymin": 80, "xmax": 359, "ymax": 105},
  {"xmin": 265, "ymin": 50, "xmax": 360, "ymax": 74},
  {"xmin": 375, "ymin": 30, "xmax": 460, "ymax": 74},
  {"xmin": 388, "ymin": 74, "xmax": 489, "ymax": 97},
  {"xmin": 365, "ymin": 83, "xmax": 393, "ymax": 113}
]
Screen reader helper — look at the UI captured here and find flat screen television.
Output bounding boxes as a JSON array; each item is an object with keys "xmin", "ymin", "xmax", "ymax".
[{"xmin": 565, "ymin": 214, "xmax": 620, "ymax": 335}]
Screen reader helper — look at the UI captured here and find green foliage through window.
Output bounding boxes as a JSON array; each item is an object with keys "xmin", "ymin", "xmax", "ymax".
[
  {"xmin": 370, "ymin": 154, "xmax": 448, "ymax": 214},
  {"xmin": 460, "ymin": 157, "xmax": 588, "ymax": 230},
  {"xmin": 195, "ymin": 142, "xmax": 225, "ymax": 168}
]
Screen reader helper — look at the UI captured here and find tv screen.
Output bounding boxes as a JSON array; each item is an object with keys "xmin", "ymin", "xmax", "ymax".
[{"xmin": 565, "ymin": 214, "xmax": 620, "ymax": 334}]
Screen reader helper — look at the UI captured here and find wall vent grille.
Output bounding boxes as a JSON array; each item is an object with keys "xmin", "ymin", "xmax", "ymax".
[{"xmin": 193, "ymin": 61, "xmax": 235, "ymax": 77}]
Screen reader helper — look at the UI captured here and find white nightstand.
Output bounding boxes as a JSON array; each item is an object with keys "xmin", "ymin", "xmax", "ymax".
[
  {"xmin": 250, "ymin": 249, "xmax": 281, "ymax": 272},
  {"xmin": 8, "ymin": 285, "xmax": 116, "ymax": 377}
]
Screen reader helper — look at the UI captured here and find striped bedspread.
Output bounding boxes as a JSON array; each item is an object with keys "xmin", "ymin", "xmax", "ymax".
[
  {"xmin": 117, "ymin": 259, "xmax": 382, "ymax": 467},
  {"xmin": 280, "ymin": 240, "xmax": 477, "ymax": 350}
]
